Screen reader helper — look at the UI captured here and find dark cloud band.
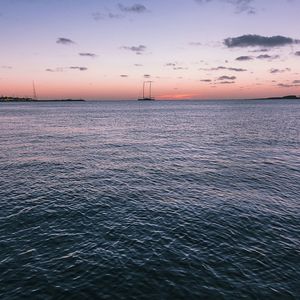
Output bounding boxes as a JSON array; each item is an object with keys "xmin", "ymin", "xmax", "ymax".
[{"xmin": 224, "ymin": 34, "xmax": 299, "ymax": 48}]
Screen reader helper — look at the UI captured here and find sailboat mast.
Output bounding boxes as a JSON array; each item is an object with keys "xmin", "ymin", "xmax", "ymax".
[
  {"xmin": 32, "ymin": 81, "xmax": 37, "ymax": 100},
  {"xmin": 149, "ymin": 81, "xmax": 152, "ymax": 99}
]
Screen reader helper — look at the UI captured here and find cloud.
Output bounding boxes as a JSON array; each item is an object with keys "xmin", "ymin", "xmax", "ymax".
[
  {"xmin": 69, "ymin": 66, "xmax": 88, "ymax": 71},
  {"xmin": 108, "ymin": 12, "xmax": 123, "ymax": 19},
  {"xmin": 92, "ymin": 4, "xmax": 147, "ymax": 21},
  {"xmin": 236, "ymin": 55, "xmax": 253, "ymax": 61},
  {"xmin": 79, "ymin": 53, "xmax": 97, "ymax": 58},
  {"xmin": 92, "ymin": 12, "xmax": 104, "ymax": 20},
  {"xmin": 227, "ymin": 67, "xmax": 247, "ymax": 72},
  {"xmin": 144, "ymin": 74, "xmax": 151, "ymax": 78},
  {"xmin": 249, "ymin": 48, "xmax": 269, "ymax": 53},
  {"xmin": 56, "ymin": 37, "xmax": 75, "ymax": 45},
  {"xmin": 235, "ymin": 54, "xmax": 279, "ymax": 61},
  {"xmin": 118, "ymin": 3, "xmax": 147, "ymax": 13},
  {"xmin": 195, "ymin": 0, "xmax": 256, "ymax": 14},
  {"xmin": 293, "ymin": 80, "xmax": 300, "ymax": 84},
  {"xmin": 218, "ymin": 75, "xmax": 236, "ymax": 80},
  {"xmin": 46, "ymin": 68, "xmax": 64, "ymax": 72},
  {"xmin": 277, "ymin": 83, "xmax": 300, "ymax": 88},
  {"xmin": 134, "ymin": 64, "xmax": 143, "ymax": 66},
  {"xmin": 270, "ymin": 68, "xmax": 291, "ymax": 74},
  {"xmin": 121, "ymin": 45, "xmax": 146, "ymax": 55},
  {"xmin": 1, "ymin": 65, "xmax": 12, "ymax": 69},
  {"xmin": 120, "ymin": 74, "xmax": 128, "ymax": 77},
  {"xmin": 219, "ymin": 81, "xmax": 235, "ymax": 84},
  {"xmin": 224, "ymin": 34, "xmax": 300, "ymax": 48},
  {"xmin": 165, "ymin": 62, "xmax": 188, "ymax": 70},
  {"xmin": 256, "ymin": 54, "xmax": 280, "ymax": 60},
  {"xmin": 295, "ymin": 51, "xmax": 300, "ymax": 56},
  {"xmin": 165, "ymin": 63, "xmax": 177, "ymax": 67},
  {"xmin": 189, "ymin": 42, "xmax": 202, "ymax": 46},
  {"xmin": 199, "ymin": 66, "xmax": 247, "ymax": 72},
  {"xmin": 200, "ymin": 79, "xmax": 212, "ymax": 82},
  {"xmin": 92, "ymin": 12, "xmax": 123, "ymax": 20},
  {"xmin": 46, "ymin": 66, "xmax": 88, "ymax": 72},
  {"xmin": 173, "ymin": 67, "xmax": 188, "ymax": 70}
]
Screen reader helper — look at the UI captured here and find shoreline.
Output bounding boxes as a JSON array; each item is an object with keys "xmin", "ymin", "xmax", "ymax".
[{"xmin": 0, "ymin": 99, "xmax": 85, "ymax": 103}]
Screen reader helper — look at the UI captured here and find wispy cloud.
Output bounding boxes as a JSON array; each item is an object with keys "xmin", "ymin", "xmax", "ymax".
[
  {"xmin": 173, "ymin": 67, "xmax": 188, "ymax": 70},
  {"xmin": 219, "ymin": 81, "xmax": 236, "ymax": 84},
  {"xmin": 92, "ymin": 3, "xmax": 147, "ymax": 21},
  {"xmin": 118, "ymin": 3, "xmax": 148, "ymax": 13},
  {"xmin": 46, "ymin": 68, "xmax": 64, "ymax": 72},
  {"xmin": 165, "ymin": 63, "xmax": 177, "ymax": 67},
  {"xmin": 195, "ymin": 0, "xmax": 256, "ymax": 14},
  {"xmin": 165, "ymin": 62, "xmax": 188, "ymax": 70},
  {"xmin": 120, "ymin": 74, "xmax": 128, "ymax": 77},
  {"xmin": 1, "ymin": 65, "xmax": 12, "ymax": 69},
  {"xmin": 256, "ymin": 54, "xmax": 280, "ymax": 60},
  {"xmin": 249, "ymin": 48, "xmax": 269, "ymax": 53},
  {"xmin": 79, "ymin": 53, "xmax": 97, "ymax": 58},
  {"xmin": 270, "ymin": 68, "xmax": 291, "ymax": 74},
  {"xmin": 121, "ymin": 45, "xmax": 146, "ymax": 55},
  {"xmin": 69, "ymin": 66, "xmax": 88, "ymax": 71},
  {"xmin": 92, "ymin": 12, "xmax": 123, "ymax": 21},
  {"xmin": 224, "ymin": 34, "xmax": 300, "ymax": 48},
  {"xmin": 277, "ymin": 83, "xmax": 300, "ymax": 88},
  {"xmin": 56, "ymin": 37, "xmax": 75, "ymax": 45},
  {"xmin": 227, "ymin": 67, "xmax": 247, "ymax": 72},
  {"xmin": 199, "ymin": 66, "xmax": 247, "ymax": 72},
  {"xmin": 46, "ymin": 66, "xmax": 88, "ymax": 72},
  {"xmin": 295, "ymin": 51, "xmax": 300, "ymax": 56},
  {"xmin": 218, "ymin": 75, "xmax": 236, "ymax": 80},
  {"xmin": 189, "ymin": 42, "xmax": 202, "ymax": 46}
]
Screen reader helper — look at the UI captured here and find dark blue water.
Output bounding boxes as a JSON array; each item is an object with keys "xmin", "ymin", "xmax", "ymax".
[{"xmin": 0, "ymin": 100, "xmax": 299, "ymax": 299}]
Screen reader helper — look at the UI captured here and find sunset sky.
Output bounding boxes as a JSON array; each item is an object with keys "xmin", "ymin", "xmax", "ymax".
[{"xmin": 1, "ymin": 0, "xmax": 300, "ymax": 100}]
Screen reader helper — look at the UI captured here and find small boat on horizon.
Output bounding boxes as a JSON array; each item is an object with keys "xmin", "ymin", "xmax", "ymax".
[{"xmin": 138, "ymin": 81, "xmax": 155, "ymax": 101}]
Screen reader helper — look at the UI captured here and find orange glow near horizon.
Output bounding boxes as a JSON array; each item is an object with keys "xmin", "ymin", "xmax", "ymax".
[
  {"xmin": 2, "ymin": 77, "xmax": 300, "ymax": 100},
  {"xmin": 1, "ymin": 83, "xmax": 300, "ymax": 100}
]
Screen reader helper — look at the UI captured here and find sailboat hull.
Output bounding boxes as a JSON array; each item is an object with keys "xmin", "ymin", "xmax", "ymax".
[{"xmin": 138, "ymin": 97, "xmax": 155, "ymax": 101}]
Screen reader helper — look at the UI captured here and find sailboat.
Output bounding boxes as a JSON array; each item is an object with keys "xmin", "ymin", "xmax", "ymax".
[{"xmin": 138, "ymin": 81, "xmax": 155, "ymax": 101}]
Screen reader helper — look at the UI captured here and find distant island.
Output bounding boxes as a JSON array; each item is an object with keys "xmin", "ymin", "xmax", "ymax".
[
  {"xmin": 0, "ymin": 96, "xmax": 36, "ymax": 102},
  {"xmin": 251, "ymin": 95, "xmax": 300, "ymax": 100},
  {"xmin": 0, "ymin": 97, "xmax": 85, "ymax": 102}
]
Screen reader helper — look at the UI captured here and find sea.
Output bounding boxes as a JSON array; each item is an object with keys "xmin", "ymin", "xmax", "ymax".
[{"xmin": 0, "ymin": 100, "xmax": 299, "ymax": 299}]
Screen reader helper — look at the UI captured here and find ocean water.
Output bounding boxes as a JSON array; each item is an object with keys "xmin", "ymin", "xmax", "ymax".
[{"xmin": 0, "ymin": 100, "xmax": 299, "ymax": 299}]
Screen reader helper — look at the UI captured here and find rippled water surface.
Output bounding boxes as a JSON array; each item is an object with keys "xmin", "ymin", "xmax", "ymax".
[{"xmin": 0, "ymin": 100, "xmax": 299, "ymax": 299}]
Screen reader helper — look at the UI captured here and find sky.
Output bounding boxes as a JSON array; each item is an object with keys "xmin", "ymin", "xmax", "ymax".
[{"xmin": 0, "ymin": 0, "xmax": 300, "ymax": 100}]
